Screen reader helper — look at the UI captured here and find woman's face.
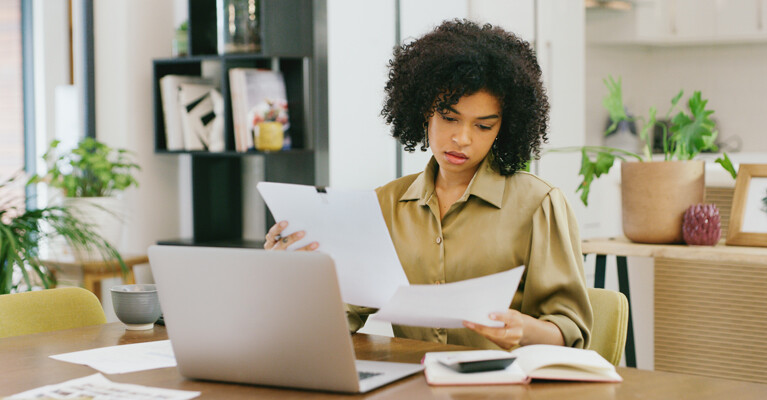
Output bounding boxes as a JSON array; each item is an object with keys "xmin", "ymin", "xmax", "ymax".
[{"xmin": 428, "ymin": 90, "xmax": 502, "ymax": 178}]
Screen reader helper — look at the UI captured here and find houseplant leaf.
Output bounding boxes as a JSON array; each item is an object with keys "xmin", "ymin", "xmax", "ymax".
[
  {"xmin": 602, "ymin": 75, "xmax": 628, "ymax": 135},
  {"xmin": 670, "ymin": 91, "xmax": 718, "ymax": 160}
]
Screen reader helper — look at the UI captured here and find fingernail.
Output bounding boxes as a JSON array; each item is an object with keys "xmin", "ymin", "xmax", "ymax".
[
  {"xmin": 310, "ymin": 242, "xmax": 318, "ymax": 249},
  {"xmin": 489, "ymin": 314, "xmax": 497, "ymax": 320},
  {"xmin": 297, "ymin": 231, "xmax": 305, "ymax": 238},
  {"xmin": 279, "ymin": 221, "xmax": 287, "ymax": 227}
]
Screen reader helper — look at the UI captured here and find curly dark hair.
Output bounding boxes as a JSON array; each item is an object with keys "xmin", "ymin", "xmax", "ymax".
[{"xmin": 381, "ymin": 19, "xmax": 549, "ymax": 175}]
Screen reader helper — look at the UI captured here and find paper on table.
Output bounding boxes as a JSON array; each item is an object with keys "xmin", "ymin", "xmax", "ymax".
[
  {"xmin": 372, "ymin": 266, "xmax": 525, "ymax": 328},
  {"xmin": 257, "ymin": 182, "xmax": 409, "ymax": 308},
  {"xmin": 50, "ymin": 340, "xmax": 176, "ymax": 374},
  {"xmin": 6, "ymin": 373, "xmax": 200, "ymax": 399}
]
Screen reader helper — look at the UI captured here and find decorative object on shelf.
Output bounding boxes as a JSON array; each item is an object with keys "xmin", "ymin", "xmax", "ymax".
[
  {"xmin": 682, "ymin": 203, "xmax": 721, "ymax": 246},
  {"xmin": 255, "ymin": 121, "xmax": 284, "ymax": 151},
  {"xmin": 229, "ymin": 67, "xmax": 290, "ymax": 152},
  {"xmin": 217, "ymin": 0, "xmax": 261, "ymax": 54},
  {"xmin": 159, "ymin": 75, "xmax": 216, "ymax": 151},
  {"xmin": 29, "ymin": 138, "xmax": 140, "ymax": 260},
  {"xmin": 0, "ymin": 171, "xmax": 124, "ymax": 295},
  {"xmin": 726, "ymin": 164, "xmax": 767, "ymax": 247},
  {"xmin": 550, "ymin": 76, "xmax": 738, "ymax": 244},
  {"xmin": 172, "ymin": 21, "xmax": 188, "ymax": 57},
  {"xmin": 178, "ymin": 83, "xmax": 225, "ymax": 152}
]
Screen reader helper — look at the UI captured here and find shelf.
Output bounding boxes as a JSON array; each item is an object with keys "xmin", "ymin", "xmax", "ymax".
[
  {"xmin": 157, "ymin": 238, "xmax": 265, "ymax": 249},
  {"xmin": 155, "ymin": 148, "xmax": 314, "ymax": 157},
  {"xmin": 153, "ymin": 0, "xmax": 318, "ymax": 248}
]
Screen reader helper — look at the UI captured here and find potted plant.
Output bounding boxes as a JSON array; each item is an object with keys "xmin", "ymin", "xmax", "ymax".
[
  {"xmin": 555, "ymin": 76, "xmax": 738, "ymax": 244},
  {"xmin": 0, "ymin": 171, "xmax": 125, "ymax": 295},
  {"xmin": 29, "ymin": 138, "xmax": 140, "ymax": 259}
]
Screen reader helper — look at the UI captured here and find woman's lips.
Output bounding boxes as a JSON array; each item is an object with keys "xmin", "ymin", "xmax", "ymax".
[{"xmin": 445, "ymin": 151, "xmax": 469, "ymax": 165}]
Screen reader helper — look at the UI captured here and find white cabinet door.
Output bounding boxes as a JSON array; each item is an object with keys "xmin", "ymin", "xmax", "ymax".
[
  {"xmin": 398, "ymin": 0, "xmax": 469, "ymax": 178},
  {"xmin": 715, "ymin": 0, "xmax": 762, "ymax": 37},
  {"xmin": 327, "ymin": 0, "xmax": 397, "ymax": 189},
  {"xmin": 468, "ymin": 0, "xmax": 535, "ymax": 42}
]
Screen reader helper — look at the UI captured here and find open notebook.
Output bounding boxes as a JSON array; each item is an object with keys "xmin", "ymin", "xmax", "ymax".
[{"xmin": 423, "ymin": 345, "xmax": 622, "ymax": 385}]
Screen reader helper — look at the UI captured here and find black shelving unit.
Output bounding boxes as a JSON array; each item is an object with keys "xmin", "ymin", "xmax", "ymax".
[{"xmin": 153, "ymin": 0, "xmax": 318, "ymax": 247}]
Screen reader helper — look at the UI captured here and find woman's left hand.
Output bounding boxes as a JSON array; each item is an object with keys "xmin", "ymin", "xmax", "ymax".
[{"xmin": 463, "ymin": 310, "xmax": 526, "ymax": 350}]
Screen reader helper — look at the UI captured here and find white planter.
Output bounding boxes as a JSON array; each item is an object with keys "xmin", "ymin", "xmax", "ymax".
[{"xmin": 62, "ymin": 196, "xmax": 126, "ymax": 261}]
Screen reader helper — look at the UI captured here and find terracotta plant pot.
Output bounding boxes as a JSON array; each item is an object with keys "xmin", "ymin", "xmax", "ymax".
[{"xmin": 621, "ymin": 160, "xmax": 705, "ymax": 244}]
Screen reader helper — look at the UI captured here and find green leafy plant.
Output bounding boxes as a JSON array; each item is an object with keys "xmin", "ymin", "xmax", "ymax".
[
  {"xmin": 30, "ymin": 138, "xmax": 140, "ymax": 197},
  {"xmin": 554, "ymin": 76, "xmax": 737, "ymax": 206},
  {"xmin": 0, "ymin": 171, "xmax": 126, "ymax": 295}
]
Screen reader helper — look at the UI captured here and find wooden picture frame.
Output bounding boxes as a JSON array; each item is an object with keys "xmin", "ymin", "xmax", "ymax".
[{"xmin": 726, "ymin": 164, "xmax": 767, "ymax": 247}]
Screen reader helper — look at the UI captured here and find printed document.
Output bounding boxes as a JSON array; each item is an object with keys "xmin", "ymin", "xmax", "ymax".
[
  {"xmin": 6, "ymin": 373, "xmax": 199, "ymax": 399},
  {"xmin": 373, "ymin": 266, "xmax": 525, "ymax": 328},
  {"xmin": 50, "ymin": 340, "xmax": 176, "ymax": 374},
  {"xmin": 257, "ymin": 182, "xmax": 408, "ymax": 308}
]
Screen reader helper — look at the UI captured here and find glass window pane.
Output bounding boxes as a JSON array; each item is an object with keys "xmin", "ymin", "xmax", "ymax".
[{"xmin": 0, "ymin": 0, "xmax": 23, "ymax": 206}]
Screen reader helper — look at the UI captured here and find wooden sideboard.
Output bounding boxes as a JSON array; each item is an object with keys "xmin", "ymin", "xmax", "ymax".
[{"xmin": 582, "ymin": 237, "xmax": 767, "ymax": 384}]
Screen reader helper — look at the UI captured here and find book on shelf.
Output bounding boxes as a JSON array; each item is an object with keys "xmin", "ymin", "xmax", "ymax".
[
  {"xmin": 159, "ymin": 75, "xmax": 214, "ymax": 151},
  {"xmin": 423, "ymin": 345, "xmax": 622, "ymax": 386},
  {"xmin": 177, "ymin": 83, "xmax": 225, "ymax": 152},
  {"xmin": 228, "ymin": 68, "xmax": 290, "ymax": 152}
]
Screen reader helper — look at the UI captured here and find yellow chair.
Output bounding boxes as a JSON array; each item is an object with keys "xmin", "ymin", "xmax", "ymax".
[
  {"xmin": 587, "ymin": 287, "xmax": 629, "ymax": 366},
  {"xmin": 0, "ymin": 287, "xmax": 106, "ymax": 339}
]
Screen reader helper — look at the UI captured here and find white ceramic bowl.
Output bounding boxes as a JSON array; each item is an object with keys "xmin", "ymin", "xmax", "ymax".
[{"xmin": 110, "ymin": 284, "xmax": 161, "ymax": 330}]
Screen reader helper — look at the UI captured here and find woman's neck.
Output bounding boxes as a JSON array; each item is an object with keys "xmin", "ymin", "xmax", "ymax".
[
  {"xmin": 435, "ymin": 165, "xmax": 478, "ymax": 192},
  {"xmin": 434, "ymin": 165, "xmax": 479, "ymax": 219}
]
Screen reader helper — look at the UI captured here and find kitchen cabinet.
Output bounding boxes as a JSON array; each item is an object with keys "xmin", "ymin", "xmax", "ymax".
[{"xmin": 587, "ymin": 0, "xmax": 767, "ymax": 46}]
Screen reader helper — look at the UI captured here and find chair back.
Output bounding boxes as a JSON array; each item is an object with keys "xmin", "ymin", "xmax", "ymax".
[
  {"xmin": 587, "ymin": 287, "xmax": 629, "ymax": 366},
  {"xmin": 0, "ymin": 287, "xmax": 106, "ymax": 338}
]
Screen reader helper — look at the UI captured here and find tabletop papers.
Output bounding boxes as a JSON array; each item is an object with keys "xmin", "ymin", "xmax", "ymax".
[
  {"xmin": 373, "ymin": 266, "xmax": 525, "ymax": 328},
  {"xmin": 257, "ymin": 182, "xmax": 409, "ymax": 308},
  {"xmin": 50, "ymin": 340, "xmax": 176, "ymax": 374},
  {"xmin": 5, "ymin": 373, "xmax": 199, "ymax": 400}
]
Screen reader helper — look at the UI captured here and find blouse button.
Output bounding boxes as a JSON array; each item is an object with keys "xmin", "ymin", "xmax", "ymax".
[{"xmin": 436, "ymin": 236, "xmax": 442, "ymax": 244}]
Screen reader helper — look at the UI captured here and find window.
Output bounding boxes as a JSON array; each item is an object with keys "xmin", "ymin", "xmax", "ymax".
[{"xmin": 0, "ymin": 0, "xmax": 24, "ymax": 198}]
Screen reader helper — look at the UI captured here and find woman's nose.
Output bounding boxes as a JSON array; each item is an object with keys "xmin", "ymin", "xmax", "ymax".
[{"xmin": 452, "ymin": 124, "xmax": 472, "ymax": 146}]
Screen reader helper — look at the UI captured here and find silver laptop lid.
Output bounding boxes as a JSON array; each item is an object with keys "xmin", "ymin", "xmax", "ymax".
[{"xmin": 148, "ymin": 245, "xmax": 361, "ymax": 392}]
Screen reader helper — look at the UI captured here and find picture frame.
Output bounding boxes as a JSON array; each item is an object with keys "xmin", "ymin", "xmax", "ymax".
[{"xmin": 726, "ymin": 164, "xmax": 767, "ymax": 247}]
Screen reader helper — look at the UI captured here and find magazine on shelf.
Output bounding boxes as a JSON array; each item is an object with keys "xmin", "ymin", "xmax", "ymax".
[
  {"xmin": 159, "ymin": 75, "xmax": 214, "ymax": 151},
  {"xmin": 228, "ymin": 68, "xmax": 290, "ymax": 152}
]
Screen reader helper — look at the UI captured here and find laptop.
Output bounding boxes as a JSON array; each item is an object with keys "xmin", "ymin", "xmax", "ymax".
[{"xmin": 147, "ymin": 245, "xmax": 423, "ymax": 393}]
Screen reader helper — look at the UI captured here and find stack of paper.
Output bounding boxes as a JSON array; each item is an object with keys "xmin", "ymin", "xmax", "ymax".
[{"xmin": 257, "ymin": 182, "xmax": 525, "ymax": 328}]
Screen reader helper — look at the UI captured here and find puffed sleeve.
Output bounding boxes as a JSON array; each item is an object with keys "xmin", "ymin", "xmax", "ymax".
[
  {"xmin": 345, "ymin": 304, "xmax": 378, "ymax": 333},
  {"xmin": 523, "ymin": 187, "xmax": 592, "ymax": 348}
]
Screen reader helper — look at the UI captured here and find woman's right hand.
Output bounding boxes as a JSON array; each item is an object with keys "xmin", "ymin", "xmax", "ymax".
[{"xmin": 264, "ymin": 220, "xmax": 319, "ymax": 251}]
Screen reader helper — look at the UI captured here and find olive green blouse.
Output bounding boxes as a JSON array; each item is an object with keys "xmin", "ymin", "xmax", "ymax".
[{"xmin": 347, "ymin": 156, "xmax": 592, "ymax": 350}]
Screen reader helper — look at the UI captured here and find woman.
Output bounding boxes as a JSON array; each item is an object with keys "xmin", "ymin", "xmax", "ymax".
[{"xmin": 265, "ymin": 20, "xmax": 592, "ymax": 351}]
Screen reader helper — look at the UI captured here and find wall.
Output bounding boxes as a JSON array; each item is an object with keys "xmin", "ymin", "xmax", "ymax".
[
  {"xmin": 93, "ymin": 0, "xmax": 181, "ymax": 259},
  {"xmin": 586, "ymin": 42, "xmax": 767, "ymax": 153}
]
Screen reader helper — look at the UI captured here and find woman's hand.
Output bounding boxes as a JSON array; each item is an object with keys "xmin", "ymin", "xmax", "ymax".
[
  {"xmin": 264, "ymin": 221, "xmax": 319, "ymax": 251},
  {"xmin": 463, "ymin": 310, "xmax": 525, "ymax": 350},
  {"xmin": 463, "ymin": 310, "xmax": 565, "ymax": 350}
]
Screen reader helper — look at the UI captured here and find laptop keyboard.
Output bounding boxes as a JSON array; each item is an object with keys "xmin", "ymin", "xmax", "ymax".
[{"xmin": 358, "ymin": 371, "xmax": 383, "ymax": 380}]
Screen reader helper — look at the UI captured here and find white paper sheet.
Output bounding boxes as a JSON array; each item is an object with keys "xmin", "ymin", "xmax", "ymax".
[
  {"xmin": 6, "ymin": 373, "xmax": 200, "ymax": 400},
  {"xmin": 50, "ymin": 340, "xmax": 176, "ymax": 374},
  {"xmin": 372, "ymin": 266, "xmax": 525, "ymax": 328},
  {"xmin": 257, "ymin": 182, "xmax": 409, "ymax": 308}
]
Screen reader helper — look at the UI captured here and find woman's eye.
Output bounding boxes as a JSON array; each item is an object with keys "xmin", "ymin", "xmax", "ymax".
[
  {"xmin": 478, "ymin": 125, "xmax": 492, "ymax": 131},
  {"xmin": 440, "ymin": 114, "xmax": 457, "ymax": 122}
]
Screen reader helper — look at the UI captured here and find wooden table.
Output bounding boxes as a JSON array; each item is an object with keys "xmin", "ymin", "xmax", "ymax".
[
  {"xmin": 2, "ymin": 323, "xmax": 767, "ymax": 399},
  {"xmin": 41, "ymin": 254, "xmax": 149, "ymax": 302},
  {"xmin": 581, "ymin": 237, "xmax": 767, "ymax": 382}
]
